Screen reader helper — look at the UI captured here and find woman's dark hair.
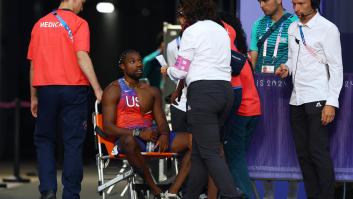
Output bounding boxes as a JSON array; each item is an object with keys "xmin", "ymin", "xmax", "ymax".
[
  {"xmin": 216, "ymin": 12, "xmax": 248, "ymax": 55},
  {"xmin": 180, "ymin": 0, "xmax": 218, "ymax": 26}
]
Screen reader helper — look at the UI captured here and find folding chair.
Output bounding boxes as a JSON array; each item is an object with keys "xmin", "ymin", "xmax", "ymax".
[{"xmin": 93, "ymin": 101, "xmax": 179, "ymax": 199}]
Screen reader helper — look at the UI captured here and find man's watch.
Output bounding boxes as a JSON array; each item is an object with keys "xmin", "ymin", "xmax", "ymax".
[{"xmin": 132, "ymin": 128, "xmax": 143, "ymax": 137}]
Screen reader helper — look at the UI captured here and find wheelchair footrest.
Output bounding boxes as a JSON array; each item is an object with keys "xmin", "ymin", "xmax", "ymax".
[{"xmin": 97, "ymin": 168, "xmax": 134, "ymax": 192}]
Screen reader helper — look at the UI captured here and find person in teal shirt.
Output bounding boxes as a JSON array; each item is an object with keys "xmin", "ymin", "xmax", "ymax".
[
  {"xmin": 250, "ymin": 0, "xmax": 297, "ymax": 74},
  {"xmin": 249, "ymin": 1, "xmax": 298, "ymax": 199},
  {"xmin": 142, "ymin": 33, "xmax": 164, "ymax": 89}
]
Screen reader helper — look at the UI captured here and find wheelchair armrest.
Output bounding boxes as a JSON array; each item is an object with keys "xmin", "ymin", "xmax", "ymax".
[{"xmin": 95, "ymin": 126, "xmax": 109, "ymax": 139}]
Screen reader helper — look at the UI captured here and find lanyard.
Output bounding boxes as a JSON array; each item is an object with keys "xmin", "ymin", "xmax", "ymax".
[
  {"xmin": 52, "ymin": 10, "xmax": 74, "ymax": 42},
  {"xmin": 263, "ymin": 21, "xmax": 284, "ymax": 61},
  {"xmin": 299, "ymin": 26, "xmax": 307, "ymax": 46},
  {"xmin": 299, "ymin": 25, "xmax": 324, "ymax": 63}
]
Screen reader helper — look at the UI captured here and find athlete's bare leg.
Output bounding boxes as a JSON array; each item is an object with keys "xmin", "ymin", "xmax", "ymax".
[
  {"xmin": 119, "ymin": 135, "xmax": 162, "ymax": 196},
  {"xmin": 168, "ymin": 133, "xmax": 192, "ymax": 194}
]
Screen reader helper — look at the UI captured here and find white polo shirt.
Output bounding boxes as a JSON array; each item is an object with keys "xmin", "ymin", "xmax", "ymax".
[
  {"xmin": 167, "ymin": 20, "xmax": 231, "ymax": 85},
  {"xmin": 285, "ymin": 13, "xmax": 343, "ymax": 108}
]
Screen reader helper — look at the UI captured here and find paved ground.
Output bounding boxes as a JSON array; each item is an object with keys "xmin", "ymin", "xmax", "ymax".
[
  {"xmin": 1, "ymin": 162, "xmax": 352, "ymax": 199},
  {"xmin": 0, "ymin": 162, "xmax": 128, "ymax": 199}
]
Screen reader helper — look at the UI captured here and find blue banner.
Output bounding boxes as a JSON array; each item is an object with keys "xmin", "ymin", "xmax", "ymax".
[{"xmin": 247, "ymin": 74, "xmax": 353, "ymax": 181}]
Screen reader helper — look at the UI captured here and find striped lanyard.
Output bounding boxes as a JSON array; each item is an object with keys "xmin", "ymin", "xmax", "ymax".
[
  {"xmin": 299, "ymin": 25, "xmax": 324, "ymax": 63},
  {"xmin": 52, "ymin": 10, "xmax": 74, "ymax": 42},
  {"xmin": 263, "ymin": 21, "xmax": 284, "ymax": 61}
]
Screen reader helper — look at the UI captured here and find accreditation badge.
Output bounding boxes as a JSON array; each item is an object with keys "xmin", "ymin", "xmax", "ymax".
[{"xmin": 261, "ymin": 65, "xmax": 275, "ymax": 73}]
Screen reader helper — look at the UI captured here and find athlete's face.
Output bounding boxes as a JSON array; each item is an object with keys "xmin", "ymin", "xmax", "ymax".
[
  {"xmin": 121, "ymin": 52, "xmax": 143, "ymax": 80},
  {"xmin": 258, "ymin": 0, "xmax": 282, "ymax": 17}
]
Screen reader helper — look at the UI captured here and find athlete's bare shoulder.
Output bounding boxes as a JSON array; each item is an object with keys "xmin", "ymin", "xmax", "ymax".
[
  {"xmin": 109, "ymin": 80, "xmax": 120, "ymax": 88},
  {"xmin": 102, "ymin": 80, "xmax": 121, "ymax": 102}
]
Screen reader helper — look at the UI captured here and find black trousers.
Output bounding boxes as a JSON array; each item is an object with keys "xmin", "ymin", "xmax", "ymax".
[
  {"xmin": 35, "ymin": 86, "xmax": 89, "ymax": 198},
  {"xmin": 170, "ymin": 105, "xmax": 188, "ymax": 132},
  {"xmin": 184, "ymin": 80, "xmax": 239, "ymax": 199},
  {"xmin": 290, "ymin": 101, "xmax": 335, "ymax": 199}
]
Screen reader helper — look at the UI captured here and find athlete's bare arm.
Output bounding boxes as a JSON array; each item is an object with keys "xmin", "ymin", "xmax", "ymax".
[{"xmin": 149, "ymin": 87, "xmax": 170, "ymax": 152}]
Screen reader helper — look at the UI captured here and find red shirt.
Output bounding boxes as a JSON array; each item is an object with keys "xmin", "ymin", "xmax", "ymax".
[
  {"xmin": 222, "ymin": 21, "xmax": 242, "ymax": 88},
  {"xmin": 222, "ymin": 21, "xmax": 261, "ymax": 116},
  {"xmin": 237, "ymin": 62, "xmax": 261, "ymax": 116},
  {"xmin": 27, "ymin": 9, "xmax": 90, "ymax": 86}
]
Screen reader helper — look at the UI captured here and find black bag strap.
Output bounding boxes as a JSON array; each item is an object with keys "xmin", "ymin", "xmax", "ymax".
[{"xmin": 257, "ymin": 13, "xmax": 292, "ymax": 49}]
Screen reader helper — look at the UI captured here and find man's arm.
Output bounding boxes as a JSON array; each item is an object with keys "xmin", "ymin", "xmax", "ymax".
[
  {"xmin": 249, "ymin": 19, "xmax": 260, "ymax": 68},
  {"xmin": 322, "ymin": 25, "xmax": 343, "ymax": 108},
  {"xmin": 276, "ymin": 24, "xmax": 296, "ymax": 78},
  {"xmin": 76, "ymin": 51, "xmax": 103, "ymax": 101},
  {"xmin": 321, "ymin": 25, "xmax": 343, "ymax": 126},
  {"xmin": 151, "ymin": 87, "xmax": 170, "ymax": 152},
  {"xmin": 29, "ymin": 61, "xmax": 38, "ymax": 118},
  {"xmin": 249, "ymin": 51, "xmax": 258, "ymax": 68}
]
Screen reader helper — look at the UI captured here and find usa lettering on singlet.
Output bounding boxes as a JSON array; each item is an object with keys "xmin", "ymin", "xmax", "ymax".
[{"xmin": 116, "ymin": 78, "xmax": 153, "ymax": 129}]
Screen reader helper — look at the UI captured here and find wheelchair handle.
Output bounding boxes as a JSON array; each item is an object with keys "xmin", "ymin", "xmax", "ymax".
[{"xmin": 95, "ymin": 100, "xmax": 100, "ymax": 115}]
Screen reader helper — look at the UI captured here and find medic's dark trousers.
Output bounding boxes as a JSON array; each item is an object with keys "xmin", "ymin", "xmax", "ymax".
[{"xmin": 34, "ymin": 86, "xmax": 89, "ymax": 199}]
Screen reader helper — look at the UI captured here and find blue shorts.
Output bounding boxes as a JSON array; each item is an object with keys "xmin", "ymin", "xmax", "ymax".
[{"xmin": 115, "ymin": 131, "xmax": 176, "ymax": 153}]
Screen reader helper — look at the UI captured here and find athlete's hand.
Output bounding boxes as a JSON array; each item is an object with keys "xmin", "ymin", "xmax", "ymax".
[
  {"xmin": 31, "ymin": 96, "xmax": 38, "ymax": 118},
  {"xmin": 139, "ymin": 128, "xmax": 158, "ymax": 142},
  {"xmin": 275, "ymin": 64, "xmax": 289, "ymax": 79},
  {"xmin": 321, "ymin": 105, "xmax": 335, "ymax": 126},
  {"xmin": 156, "ymin": 134, "xmax": 169, "ymax": 152}
]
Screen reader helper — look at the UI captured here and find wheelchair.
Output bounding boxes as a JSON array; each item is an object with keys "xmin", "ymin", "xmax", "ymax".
[{"xmin": 92, "ymin": 101, "xmax": 179, "ymax": 199}]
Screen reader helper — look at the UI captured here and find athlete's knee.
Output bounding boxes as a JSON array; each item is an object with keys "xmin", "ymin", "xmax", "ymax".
[
  {"xmin": 171, "ymin": 138, "xmax": 191, "ymax": 153},
  {"xmin": 120, "ymin": 135, "xmax": 138, "ymax": 153},
  {"xmin": 170, "ymin": 143, "xmax": 180, "ymax": 153}
]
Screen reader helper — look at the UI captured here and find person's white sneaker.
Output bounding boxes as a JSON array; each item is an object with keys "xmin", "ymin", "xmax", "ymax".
[{"xmin": 163, "ymin": 190, "xmax": 181, "ymax": 199}]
